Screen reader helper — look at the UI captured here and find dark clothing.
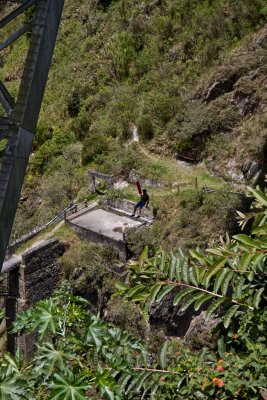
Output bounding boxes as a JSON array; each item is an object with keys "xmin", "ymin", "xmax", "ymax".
[
  {"xmin": 132, "ymin": 190, "xmax": 149, "ymax": 216},
  {"xmin": 135, "ymin": 193, "xmax": 149, "ymax": 209},
  {"xmin": 140, "ymin": 192, "xmax": 149, "ymax": 204},
  {"xmin": 136, "ymin": 200, "xmax": 146, "ymax": 209}
]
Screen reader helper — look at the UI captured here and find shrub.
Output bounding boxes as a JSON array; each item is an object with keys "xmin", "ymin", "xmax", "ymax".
[
  {"xmin": 41, "ymin": 143, "xmax": 84, "ymax": 212},
  {"xmin": 67, "ymin": 90, "xmax": 81, "ymax": 117},
  {"xmin": 125, "ymin": 226, "xmax": 160, "ymax": 259},
  {"xmin": 104, "ymin": 298, "xmax": 147, "ymax": 338},
  {"xmin": 180, "ymin": 189, "xmax": 203, "ymax": 209},
  {"xmin": 105, "ymin": 188, "xmax": 123, "ymax": 201},
  {"xmin": 137, "ymin": 115, "xmax": 154, "ymax": 141},
  {"xmin": 96, "ymin": 143, "xmax": 144, "ymax": 177},
  {"xmin": 60, "ymin": 242, "xmax": 117, "ymax": 307},
  {"xmin": 82, "ymin": 134, "xmax": 110, "ymax": 165},
  {"xmin": 34, "ymin": 121, "xmax": 53, "ymax": 149},
  {"xmin": 30, "ymin": 128, "xmax": 76, "ymax": 174},
  {"xmin": 121, "ymin": 146, "xmax": 141, "ymax": 175},
  {"xmin": 171, "ymin": 101, "xmax": 220, "ymax": 152},
  {"xmin": 108, "ymin": 32, "xmax": 136, "ymax": 80}
]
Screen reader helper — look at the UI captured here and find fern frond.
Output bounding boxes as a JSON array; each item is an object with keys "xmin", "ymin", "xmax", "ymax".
[
  {"xmin": 205, "ymin": 297, "xmax": 226, "ymax": 319},
  {"xmin": 221, "ymin": 270, "xmax": 234, "ymax": 296},
  {"xmin": 173, "ymin": 288, "xmax": 196, "ymax": 306},
  {"xmin": 194, "ymin": 293, "xmax": 213, "ymax": 311},
  {"xmin": 156, "ymin": 284, "xmax": 176, "ymax": 302},
  {"xmin": 223, "ymin": 305, "xmax": 240, "ymax": 328}
]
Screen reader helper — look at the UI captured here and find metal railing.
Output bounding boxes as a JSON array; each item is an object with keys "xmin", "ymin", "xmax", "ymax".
[
  {"xmin": 63, "ymin": 199, "xmax": 89, "ymax": 220},
  {"xmin": 7, "ymin": 201, "xmax": 87, "ymax": 255}
]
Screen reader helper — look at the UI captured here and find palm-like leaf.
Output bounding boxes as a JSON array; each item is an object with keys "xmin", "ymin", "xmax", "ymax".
[
  {"xmin": 48, "ymin": 371, "xmax": 89, "ymax": 400},
  {"xmin": 0, "ymin": 377, "xmax": 30, "ymax": 400},
  {"xmin": 84, "ymin": 315, "xmax": 106, "ymax": 351},
  {"xmin": 34, "ymin": 342, "xmax": 73, "ymax": 378}
]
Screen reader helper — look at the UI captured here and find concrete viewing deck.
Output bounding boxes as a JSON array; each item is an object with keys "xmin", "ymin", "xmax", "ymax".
[{"xmin": 66, "ymin": 205, "xmax": 143, "ymax": 261}]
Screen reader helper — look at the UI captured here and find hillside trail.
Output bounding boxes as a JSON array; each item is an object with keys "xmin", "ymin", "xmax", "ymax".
[
  {"xmin": 28, "ymin": 220, "xmax": 65, "ymax": 249},
  {"xmin": 130, "ymin": 125, "xmax": 229, "ymax": 193},
  {"xmin": 138, "ymin": 143, "xmax": 190, "ymax": 171},
  {"xmin": 131, "ymin": 124, "xmax": 203, "ymax": 179}
]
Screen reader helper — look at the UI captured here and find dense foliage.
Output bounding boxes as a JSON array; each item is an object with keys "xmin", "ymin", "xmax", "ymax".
[
  {"xmin": 0, "ymin": 187, "xmax": 266, "ymax": 399},
  {"xmin": 116, "ymin": 185, "xmax": 267, "ymax": 399},
  {"xmin": 1, "ymin": 2, "xmax": 267, "ymax": 397}
]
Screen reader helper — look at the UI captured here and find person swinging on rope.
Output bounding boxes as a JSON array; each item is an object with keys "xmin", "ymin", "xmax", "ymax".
[{"xmin": 131, "ymin": 186, "xmax": 149, "ymax": 218}]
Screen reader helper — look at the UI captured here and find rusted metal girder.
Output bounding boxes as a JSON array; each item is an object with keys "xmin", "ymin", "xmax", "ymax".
[{"xmin": 0, "ymin": 0, "xmax": 65, "ymax": 271}]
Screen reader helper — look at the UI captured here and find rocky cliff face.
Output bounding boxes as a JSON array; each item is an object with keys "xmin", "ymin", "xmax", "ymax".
[{"xmin": 196, "ymin": 26, "xmax": 267, "ymax": 184}]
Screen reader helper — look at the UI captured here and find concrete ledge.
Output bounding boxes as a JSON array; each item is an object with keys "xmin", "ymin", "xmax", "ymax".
[
  {"xmin": 2, "ymin": 255, "xmax": 22, "ymax": 273},
  {"xmin": 65, "ymin": 207, "xmax": 143, "ymax": 261},
  {"xmin": 66, "ymin": 201, "xmax": 98, "ymax": 222}
]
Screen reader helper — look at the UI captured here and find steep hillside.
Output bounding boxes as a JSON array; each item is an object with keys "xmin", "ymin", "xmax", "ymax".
[
  {"xmin": 0, "ymin": 4, "xmax": 266, "ymax": 397},
  {"xmin": 1, "ymin": 0, "xmax": 267, "ymax": 246}
]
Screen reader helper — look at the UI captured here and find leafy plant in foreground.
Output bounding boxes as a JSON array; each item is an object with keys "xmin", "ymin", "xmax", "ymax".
[
  {"xmin": 0, "ymin": 187, "xmax": 266, "ymax": 399},
  {"xmin": 115, "ymin": 185, "xmax": 267, "ymax": 399},
  {"xmin": 1, "ymin": 285, "xmax": 146, "ymax": 399}
]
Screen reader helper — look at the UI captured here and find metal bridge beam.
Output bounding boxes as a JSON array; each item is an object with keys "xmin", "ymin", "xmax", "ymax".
[
  {"xmin": 0, "ymin": 81, "xmax": 15, "ymax": 113},
  {"xmin": 0, "ymin": 0, "xmax": 65, "ymax": 271},
  {"xmin": 0, "ymin": 0, "xmax": 37, "ymax": 29}
]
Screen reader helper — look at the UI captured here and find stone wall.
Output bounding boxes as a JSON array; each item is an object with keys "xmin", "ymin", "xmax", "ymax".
[
  {"xmin": 5, "ymin": 238, "xmax": 65, "ymax": 359},
  {"xmin": 88, "ymin": 170, "xmax": 114, "ymax": 193},
  {"xmin": 128, "ymin": 170, "xmax": 165, "ymax": 189},
  {"xmin": 21, "ymin": 238, "xmax": 65, "ymax": 306}
]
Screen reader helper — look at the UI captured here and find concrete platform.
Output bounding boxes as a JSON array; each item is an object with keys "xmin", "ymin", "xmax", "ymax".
[
  {"xmin": 69, "ymin": 208, "xmax": 142, "ymax": 240},
  {"xmin": 66, "ymin": 206, "xmax": 143, "ymax": 261}
]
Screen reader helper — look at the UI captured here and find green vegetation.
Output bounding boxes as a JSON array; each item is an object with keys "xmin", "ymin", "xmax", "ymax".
[
  {"xmin": 1, "ymin": 0, "xmax": 266, "ymax": 238},
  {"xmin": 1, "ymin": 2, "xmax": 267, "ymax": 397},
  {"xmin": 0, "ymin": 186, "xmax": 266, "ymax": 399}
]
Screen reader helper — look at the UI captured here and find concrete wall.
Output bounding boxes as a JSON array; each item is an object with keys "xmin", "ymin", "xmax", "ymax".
[
  {"xmin": 67, "ymin": 220, "xmax": 127, "ymax": 262},
  {"xmin": 102, "ymin": 198, "xmax": 154, "ymax": 220},
  {"xmin": 88, "ymin": 171, "xmax": 114, "ymax": 193},
  {"xmin": 129, "ymin": 170, "xmax": 165, "ymax": 189},
  {"xmin": 5, "ymin": 238, "xmax": 65, "ymax": 359}
]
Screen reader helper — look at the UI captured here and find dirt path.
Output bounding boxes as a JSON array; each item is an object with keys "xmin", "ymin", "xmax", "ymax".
[{"xmin": 30, "ymin": 220, "xmax": 65, "ymax": 249}]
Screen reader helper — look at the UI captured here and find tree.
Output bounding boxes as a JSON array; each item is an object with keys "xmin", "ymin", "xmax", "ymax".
[{"xmin": 116, "ymin": 185, "xmax": 267, "ymax": 399}]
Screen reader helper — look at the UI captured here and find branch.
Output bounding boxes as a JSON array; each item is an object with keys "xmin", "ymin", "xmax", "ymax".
[
  {"xmin": 133, "ymin": 367, "xmax": 181, "ymax": 375},
  {"xmin": 159, "ymin": 280, "xmax": 254, "ymax": 310}
]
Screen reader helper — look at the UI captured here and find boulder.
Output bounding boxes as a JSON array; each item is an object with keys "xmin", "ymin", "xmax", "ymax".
[
  {"xmin": 184, "ymin": 311, "xmax": 219, "ymax": 349},
  {"xmin": 149, "ymin": 289, "xmax": 203, "ymax": 337},
  {"xmin": 242, "ymin": 160, "xmax": 261, "ymax": 183}
]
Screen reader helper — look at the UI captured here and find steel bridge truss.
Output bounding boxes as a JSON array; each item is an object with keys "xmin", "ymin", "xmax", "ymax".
[{"xmin": 0, "ymin": 0, "xmax": 64, "ymax": 271}]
